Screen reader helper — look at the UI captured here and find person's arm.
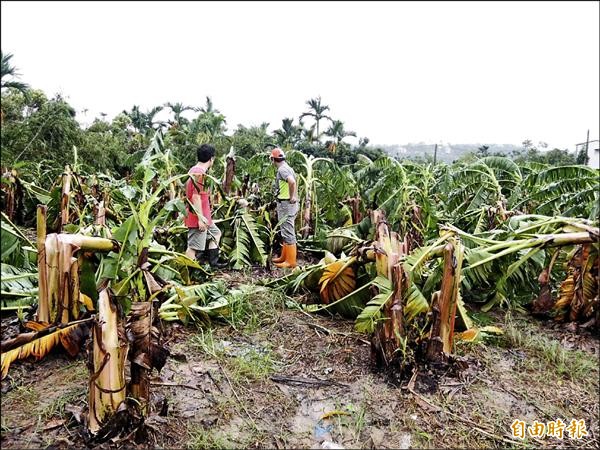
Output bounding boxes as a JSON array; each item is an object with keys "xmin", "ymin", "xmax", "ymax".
[
  {"xmin": 287, "ymin": 175, "xmax": 297, "ymax": 203},
  {"xmin": 192, "ymin": 193, "xmax": 208, "ymax": 231}
]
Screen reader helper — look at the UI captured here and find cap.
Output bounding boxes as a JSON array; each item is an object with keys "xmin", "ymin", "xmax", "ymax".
[{"xmin": 270, "ymin": 148, "xmax": 285, "ymax": 159}]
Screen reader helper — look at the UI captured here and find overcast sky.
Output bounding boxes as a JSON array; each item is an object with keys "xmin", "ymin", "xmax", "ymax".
[{"xmin": 2, "ymin": 1, "xmax": 599, "ymax": 150}]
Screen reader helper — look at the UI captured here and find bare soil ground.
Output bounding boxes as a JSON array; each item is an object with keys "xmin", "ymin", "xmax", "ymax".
[{"xmin": 1, "ymin": 268, "xmax": 599, "ymax": 449}]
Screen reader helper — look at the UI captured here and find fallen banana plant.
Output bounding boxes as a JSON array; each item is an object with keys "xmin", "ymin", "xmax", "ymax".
[
  {"xmin": 354, "ymin": 211, "xmax": 472, "ymax": 375},
  {"xmin": 1, "ymin": 208, "xmax": 118, "ymax": 380},
  {"xmin": 158, "ymin": 281, "xmax": 246, "ymax": 325},
  {"xmin": 1, "ymin": 317, "xmax": 93, "ymax": 379}
]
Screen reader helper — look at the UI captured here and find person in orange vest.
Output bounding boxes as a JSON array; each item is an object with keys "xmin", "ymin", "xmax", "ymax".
[
  {"xmin": 270, "ymin": 147, "xmax": 298, "ymax": 268},
  {"xmin": 184, "ymin": 144, "xmax": 227, "ymax": 269}
]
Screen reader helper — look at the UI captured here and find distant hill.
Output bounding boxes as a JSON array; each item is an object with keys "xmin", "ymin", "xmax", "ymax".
[{"xmin": 377, "ymin": 143, "xmax": 522, "ymax": 163}]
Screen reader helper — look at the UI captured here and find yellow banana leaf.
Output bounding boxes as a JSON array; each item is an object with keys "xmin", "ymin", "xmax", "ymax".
[
  {"xmin": 1, "ymin": 321, "xmax": 88, "ymax": 379},
  {"xmin": 319, "ymin": 257, "xmax": 356, "ymax": 304}
]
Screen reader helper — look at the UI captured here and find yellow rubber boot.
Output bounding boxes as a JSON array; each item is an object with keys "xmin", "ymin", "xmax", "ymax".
[
  {"xmin": 275, "ymin": 243, "xmax": 297, "ymax": 269},
  {"xmin": 272, "ymin": 244, "xmax": 287, "ymax": 263}
]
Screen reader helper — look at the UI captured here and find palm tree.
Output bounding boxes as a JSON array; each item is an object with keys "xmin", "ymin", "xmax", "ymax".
[
  {"xmin": 1, "ymin": 51, "xmax": 29, "ymax": 95},
  {"xmin": 164, "ymin": 102, "xmax": 197, "ymax": 127},
  {"xmin": 147, "ymin": 105, "xmax": 166, "ymax": 130},
  {"xmin": 299, "ymin": 96, "xmax": 333, "ymax": 143},
  {"xmin": 124, "ymin": 105, "xmax": 145, "ymax": 134},
  {"xmin": 325, "ymin": 120, "xmax": 357, "ymax": 146},
  {"xmin": 199, "ymin": 96, "xmax": 220, "ymax": 114},
  {"xmin": 124, "ymin": 105, "xmax": 164, "ymax": 134},
  {"xmin": 274, "ymin": 117, "xmax": 301, "ymax": 148},
  {"xmin": 299, "ymin": 120, "xmax": 317, "ymax": 144},
  {"xmin": 192, "ymin": 111, "xmax": 227, "ymax": 138}
]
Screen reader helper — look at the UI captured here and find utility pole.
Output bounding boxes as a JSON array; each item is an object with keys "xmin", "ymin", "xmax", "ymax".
[
  {"xmin": 433, "ymin": 143, "xmax": 438, "ymax": 166},
  {"xmin": 585, "ymin": 129, "xmax": 590, "ymax": 157}
]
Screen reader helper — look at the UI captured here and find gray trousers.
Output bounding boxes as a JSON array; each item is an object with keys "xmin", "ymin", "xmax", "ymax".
[
  {"xmin": 276, "ymin": 200, "xmax": 299, "ymax": 244},
  {"xmin": 188, "ymin": 224, "xmax": 222, "ymax": 251}
]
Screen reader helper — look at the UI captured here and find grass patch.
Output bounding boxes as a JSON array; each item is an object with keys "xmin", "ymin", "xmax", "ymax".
[
  {"xmin": 2, "ymin": 383, "xmax": 38, "ymax": 408},
  {"xmin": 223, "ymin": 285, "xmax": 287, "ymax": 333},
  {"xmin": 501, "ymin": 320, "xmax": 597, "ymax": 384},
  {"xmin": 186, "ymin": 421, "xmax": 265, "ymax": 450},
  {"xmin": 188, "ymin": 327, "xmax": 223, "ymax": 359},
  {"xmin": 39, "ymin": 386, "xmax": 86, "ymax": 419},
  {"xmin": 228, "ymin": 347, "xmax": 276, "ymax": 382},
  {"xmin": 186, "ymin": 425, "xmax": 232, "ymax": 450},
  {"xmin": 56, "ymin": 361, "xmax": 88, "ymax": 384},
  {"xmin": 188, "ymin": 325, "xmax": 277, "ymax": 382}
]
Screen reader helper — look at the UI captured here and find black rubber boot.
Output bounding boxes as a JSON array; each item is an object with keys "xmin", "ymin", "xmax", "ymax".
[
  {"xmin": 207, "ymin": 248, "xmax": 228, "ymax": 269},
  {"xmin": 195, "ymin": 250, "xmax": 208, "ymax": 265}
]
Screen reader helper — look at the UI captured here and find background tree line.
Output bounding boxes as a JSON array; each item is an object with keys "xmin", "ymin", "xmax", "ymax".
[{"xmin": 1, "ymin": 51, "xmax": 587, "ymax": 179}]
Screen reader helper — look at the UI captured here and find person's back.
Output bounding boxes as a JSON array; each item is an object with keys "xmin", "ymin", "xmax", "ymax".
[
  {"xmin": 184, "ymin": 144, "xmax": 227, "ymax": 269},
  {"xmin": 184, "ymin": 164, "xmax": 212, "ymax": 229}
]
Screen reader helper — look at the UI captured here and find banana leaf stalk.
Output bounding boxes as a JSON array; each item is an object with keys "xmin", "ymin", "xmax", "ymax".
[
  {"xmin": 88, "ymin": 288, "xmax": 128, "ymax": 435},
  {"xmin": 467, "ymin": 231, "xmax": 598, "ymax": 272}
]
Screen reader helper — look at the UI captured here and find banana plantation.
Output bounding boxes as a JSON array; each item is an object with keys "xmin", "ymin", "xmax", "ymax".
[{"xmin": 1, "ymin": 85, "xmax": 599, "ymax": 447}]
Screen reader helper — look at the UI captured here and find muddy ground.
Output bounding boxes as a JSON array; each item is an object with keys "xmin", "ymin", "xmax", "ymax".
[{"xmin": 1, "ymin": 268, "xmax": 599, "ymax": 449}]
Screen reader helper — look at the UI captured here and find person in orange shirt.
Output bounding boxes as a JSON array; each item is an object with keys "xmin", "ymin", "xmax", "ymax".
[{"xmin": 184, "ymin": 144, "xmax": 227, "ymax": 269}]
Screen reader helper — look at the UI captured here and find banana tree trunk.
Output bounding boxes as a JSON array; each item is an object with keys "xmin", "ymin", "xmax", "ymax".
[
  {"xmin": 239, "ymin": 174, "xmax": 250, "ymax": 197},
  {"xmin": 126, "ymin": 298, "xmax": 169, "ymax": 417},
  {"xmin": 127, "ymin": 302, "xmax": 152, "ymax": 416},
  {"xmin": 5, "ymin": 172, "xmax": 15, "ymax": 221},
  {"xmin": 351, "ymin": 193, "xmax": 362, "ymax": 224},
  {"xmin": 375, "ymin": 264, "xmax": 408, "ymax": 368},
  {"xmin": 532, "ymin": 250, "xmax": 560, "ymax": 315},
  {"xmin": 2, "ymin": 169, "xmax": 23, "ymax": 223},
  {"xmin": 88, "ymin": 288, "xmax": 128, "ymax": 435},
  {"xmin": 36, "ymin": 205, "xmax": 50, "ymax": 323},
  {"xmin": 95, "ymin": 200, "xmax": 106, "ymax": 226},
  {"xmin": 371, "ymin": 209, "xmax": 408, "ymax": 368},
  {"xmin": 41, "ymin": 233, "xmax": 118, "ymax": 324},
  {"xmin": 302, "ymin": 187, "xmax": 312, "ymax": 239},
  {"xmin": 426, "ymin": 238, "xmax": 464, "ymax": 362},
  {"xmin": 223, "ymin": 153, "xmax": 236, "ymax": 195},
  {"xmin": 60, "ymin": 165, "xmax": 72, "ymax": 232},
  {"xmin": 58, "ymin": 242, "xmax": 76, "ymax": 324},
  {"xmin": 45, "ymin": 234, "xmax": 60, "ymax": 323},
  {"xmin": 373, "ymin": 209, "xmax": 398, "ymax": 277}
]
